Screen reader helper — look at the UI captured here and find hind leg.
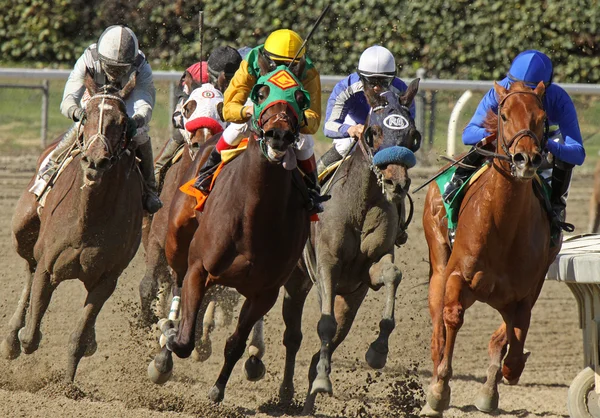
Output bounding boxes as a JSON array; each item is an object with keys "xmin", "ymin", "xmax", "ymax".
[
  {"xmin": 244, "ymin": 317, "xmax": 265, "ymax": 381},
  {"xmin": 1, "ymin": 261, "xmax": 35, "ymax": 359},
  {"xmin": 192, "ymin": 290, "xmax": 215, "ymax": 362},
  {"xmin": 208, "ymin": 289, "xmax": 279, "ymax": 403},
  {"xmin": 18, "ymin": 265, "xmax": 56, "ymax": 355},
  {"xmin": 139, "ymin": 238, "xmax": 170, "ymax": 327},
  {"xmin": 366, "ymin": 252, "xmax": 402, "ymax": 369},
  {"xmin": 66, "ymin": 273, "xmax": 119, "ymax": 382},
  {"xmin": 303, "ymin": 284, "xmax": 369, "ymax": 415},
  {"xmin": 279, "ymin": 265, "xmax": 313, "ymax": 402},
  {"xmin": 474, "ymin": 322, "xmax": 508, "ymax": 412}
]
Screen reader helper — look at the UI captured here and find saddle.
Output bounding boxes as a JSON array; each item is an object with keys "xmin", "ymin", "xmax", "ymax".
[{"xmin": 435, "ymin": 163, "xmax": 557, "ymax": 247}]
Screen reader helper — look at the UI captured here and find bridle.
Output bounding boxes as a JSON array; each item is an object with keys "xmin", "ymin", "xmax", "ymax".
[
  {"xmin": 254, "ymin": 103, "xmax": 300, "ymax": 163},
  {"xmin": 78, "ymin": 90, "xmax": 129, "ymax": 168},
  {"xmin": 475, "ymin": 90, "xmax": 548, "ymax": 172}
]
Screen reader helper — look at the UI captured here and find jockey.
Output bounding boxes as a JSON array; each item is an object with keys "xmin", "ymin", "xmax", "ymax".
[
  {"xmin": 193, "ymin": 29, "xmax": 324, "ymax": 212},
  {"xmin": 34, "ymin": 25, "xmax": 162, "ymax": 213},
  {"xmin": 442, "ymin": 49, "xmax": 586, "ymax": 229},
  {"xmin": 154, "ymin": 46, "xmax": 242, "ymax": 181},
  {"xmin": 319, "ymin": 45, "xmax": 415, "ymax": 171}
]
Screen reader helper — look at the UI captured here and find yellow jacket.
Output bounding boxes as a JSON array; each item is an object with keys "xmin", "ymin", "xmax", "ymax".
[{"xmin": 223, "ymin": 59, "xmax": 322, "ymax": 135}]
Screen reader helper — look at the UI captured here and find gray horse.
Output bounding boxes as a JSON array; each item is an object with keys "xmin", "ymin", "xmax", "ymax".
[{"xmin": 278, "ymin": 80, "xmax": 421, "ymax": 414}]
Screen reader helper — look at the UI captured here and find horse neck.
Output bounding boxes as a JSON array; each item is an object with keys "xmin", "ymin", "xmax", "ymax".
[{"xmin": 342, "ymin": 148, "xmax": 385, "ymax": 211}]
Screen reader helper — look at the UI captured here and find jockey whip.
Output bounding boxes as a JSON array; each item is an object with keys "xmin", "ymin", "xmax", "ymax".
[
  {"xmin": 411, "ymin": 133, "xmax": 496, "ymax": 194},
  {"xmin": 287, "ymin": 2, "xmax": 331, "ymax": 67},
  {"xmin": 199, "ymin": 11, "xmax": 204, "ymax": 78}
]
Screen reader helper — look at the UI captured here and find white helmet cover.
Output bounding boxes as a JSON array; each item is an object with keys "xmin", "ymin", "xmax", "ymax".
[
  {"xmin": 358, "ymin": 45, "xmax": 396, "ymax": 77},
  {"xmin": 183, "ymin": 84, "xmax": 227, "ymax": 133},
  {"xmin": 97, "ymin": 25, "xmax": 139, "ymax": 66}
]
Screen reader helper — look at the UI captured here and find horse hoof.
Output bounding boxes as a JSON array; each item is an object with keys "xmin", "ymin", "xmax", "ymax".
[
  {"xmin": 84, "ymin": 340, "xmax": 97, "ymax": 357},
  {"xmin": 365, "ymin": 343, "xmax": 388, "ymax": 369},
  {"xmin": 244, "ymin": 355, "xmax": 266, "ymax": 381},
  {"xmin": 208, "ymin": 385, "xmax": 224, "ymax": 403},
  {"xmin": 147, "ymin": 359, "xmax": 172, "ymax": 385},
  {"xmin": 420, "ymin": 402, "xmax": 444, "ymax": 417},
  {"xmin": 310, "ymin": 376, "xmax": 333, "ymax": 396},
  {"xmin": 502, "ymin": 377, "xmax": 520, "ymax": 385},
  {"xmin": 0, "ymin": 337, "xmax": 21, "ymax": 360},
  {"xmin": 18, "ymin": 328, "xmax": 42, "ymax": 354},
  {"xmin": 474, "ymin": 390, "xmax": 499, "ymax": 413},
  {"xmin": 278, "ymin": 383, "xmax": 295, "ymax": 403},
  {"xmin": 191, "ymin": 342, "xmax": 212, "ymax": 362},
  {"xmin": 426, "ymin": 385, "xmax": 451, "ymax": 411}
]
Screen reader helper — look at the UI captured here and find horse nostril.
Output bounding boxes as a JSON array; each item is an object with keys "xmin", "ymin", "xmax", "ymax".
[
  {"xmin": 531, "ymin": 153, "xmax": 543, "ymax": 167},
  {"xmin": 96, "ymin": 158, "xmax": 110, "ymax": 170},
  {"xmin": 81, "ymin": 155, "xmax": 89, "ymax": 163},
  {"xmin": 513, "ymin": 153, "xmax": 528, "ymax": 166}
]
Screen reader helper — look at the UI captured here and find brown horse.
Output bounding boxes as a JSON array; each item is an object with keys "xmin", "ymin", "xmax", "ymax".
[
  {"xmin": 421, "ymin": 81, "xmax": 561, "ymax": 416},
  {"xmin": 1, "ymin": 72, "xmax": 143, "ymax": 381},
  {"xmin": 148, "ymin": 62, "xmax": 311, "ymax": 403},
  {"xmin": 588, "ymin": 160, "xmax": 600, "ymax": 232}
]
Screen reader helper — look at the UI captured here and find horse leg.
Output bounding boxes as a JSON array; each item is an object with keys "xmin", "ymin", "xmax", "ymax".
[
  {"xmin": 192, "ymin": 290, "xmax": 215, "ymax": 362},
  {"xmin": 139, "ymin": 238, "xmax": 170, "ymax": 327},
  {"xmin": 474, "ymin": 322, "xmax": 508, "ymax": 412},
  {"xmin": 66, "ymin": 274, "xmax": 119, "ymax": 382},
  {"xmin": 502, "ymin": 300, "xmax": 532, "ymax": 385},
  {"xmin": 0, "ymin": 260, "xmax": 35, "ymax": 359},
  {"xmin": 219, "ymin": 287, "xmax": 240, "ymax": 326},
  {"xmin": 366, "ymin": 253, "xmax": 402, "ymax": 369},
  {"xmin": 589, "ymin": 191, "xmax": 600, "ymax": 233},
  {"xmin": 148, "ymin": 262, "xmax": 206, "ymax": 385},
  {"xmin": 422, "ymin": 273, "xmax": 474, "ymax": 417},
  {"xmin": 208, "ymin": 289, "xmax": 279, "ymax": 403},
  {"xmin": 244, "ymin": 317, "xmax": 265, "ymax": 381},
  {"xmin": 279, "ymin": 266, "xmax": 313, "ymax": 403},
  {"xmin": 303, "ymin": 284, "xmax": 369, "ymax": 416},
  {"xmin": 18, "ymin": 265, "xmax": 56, "ymax": 355}
]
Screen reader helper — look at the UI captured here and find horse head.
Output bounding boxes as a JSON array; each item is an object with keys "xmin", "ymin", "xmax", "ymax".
[
  {"xmin": 80, "ymin": 70, "xmax": 136, "ymax": 186},
  {"xmin": 181, "ymin": 84, "xmax": 227, "ymax": 158},
  {"xmin": 485, "ymin": 81, "xmax": 547, "ymax": 179},
  {"xmin": 364, "ymin": 78, "xmax": 421, "ymax": 200},
  {"xmin": 250, "ymin": 61, "xmax": 309, "ymax": 163}
]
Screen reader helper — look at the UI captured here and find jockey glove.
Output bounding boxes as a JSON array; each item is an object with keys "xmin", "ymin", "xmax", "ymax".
[
  {"xmin": 132, "ymin": 114, "xmax": 146, "ymax": 128},
  {"xmin": 126, "ymin": 117, "xmax": 138, "ymax": 140},
  {"xmin": 69, "ymin": 106, "xmax": 86, "ymax": 123}
]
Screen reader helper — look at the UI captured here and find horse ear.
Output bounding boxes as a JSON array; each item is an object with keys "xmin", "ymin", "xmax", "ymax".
[
  {"xmin": 84, "ymin": 69, "xmax": 98, "ymax": 96},
  {"xmin": 494, "ymin": 81, "xmax": 508, "ymax": 102},
  {"xmin": 216, "ymin": 102, "xmax": 225, "ymax": 122},
  {"xmin": 294, "ymin": 90, "xmax": 308, "ymax": 111},
  {"xmin": 257, "ymin": 51, "xmax": 272, "ymax": 76},
  {"xmin": 533, "ymin": 80, "xmax": 546, "ymax": 98},
  {"xmin": 119, "ymin": 71, "xmax": 137, "ymax": 99},
  {"xmin": 289, "ymin": 56, "xmax": 306, "ymax": 80},
  {"xmin": 400, "ymin": 78, "xmax": 420, "ymax": 107}
]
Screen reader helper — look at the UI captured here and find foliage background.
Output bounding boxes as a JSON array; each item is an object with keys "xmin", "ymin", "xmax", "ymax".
[{"xmin": 2, "ymin": 0, "xmax": 600, "ymax": 82}]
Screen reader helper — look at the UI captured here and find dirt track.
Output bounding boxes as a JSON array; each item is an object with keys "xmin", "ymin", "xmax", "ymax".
[{"xmin": 0, "ymin": 155, "xmax": 589, "ymax": 418}]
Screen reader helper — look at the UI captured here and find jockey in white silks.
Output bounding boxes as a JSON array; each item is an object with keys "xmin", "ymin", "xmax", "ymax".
[{"xmin": 31, "ymin": 25, "xmax": 162, "ymax": 213}]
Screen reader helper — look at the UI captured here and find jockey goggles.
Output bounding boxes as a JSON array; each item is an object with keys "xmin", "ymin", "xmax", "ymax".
[{"xmin": 360, "ymin": 74, "xmax": 394, "ymax": 89}]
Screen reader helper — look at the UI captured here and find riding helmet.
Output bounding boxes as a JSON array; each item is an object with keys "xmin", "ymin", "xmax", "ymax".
[
  {"xmin": 357, "ymin": 45, "xmax": 396, "ymax": 78},
  {"xmin": 263, "ymin": 29, "xmax": 305, "ymax": 62},
  {"xmin": 97, "ymin": 25, "xmax": 139, "ymax": 67},
  {"xmin": 507, "ymin": 50, "xmax": 553, "ymax": 86}
]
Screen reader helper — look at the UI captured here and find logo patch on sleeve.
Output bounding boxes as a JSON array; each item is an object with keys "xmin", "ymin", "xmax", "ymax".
[{"xmin": 268, "ymin": 70, "xmax": 299, "ymax": 90}]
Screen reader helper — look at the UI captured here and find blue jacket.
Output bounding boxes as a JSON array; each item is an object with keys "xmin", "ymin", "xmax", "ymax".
[
  {"xmin": 324, "ymin": 73, "xmax": 415, "ymax": 139},
  {"xmin": 463, "ymin": 77, "xmax": 585, "ymax": 166}
]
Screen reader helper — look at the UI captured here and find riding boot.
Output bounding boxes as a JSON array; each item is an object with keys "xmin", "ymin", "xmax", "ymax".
[
  {"xmin": 316, "ymin": 146, "xmax": 343, "ymax": 175},
  {"xmin": 154, "ymin": 131, "xmax": 184, "ymax": 184},
  {"xmin": 137, "ymin": 140, "xmax": 163, "ymax": 214},
  {"xmin": 442, "ymin": 149, "xmax": 485, "ymax": 203},
  {"xmin": 193, "ymin": 148, "xmax": 222, "ymax": 193},
  {"xmin": 30, "ymin": 125, "xmax": 79, "ymax": 197},
  {"xmin": 299, "ymin": 155, "xmax": 331, "ymax": 214},
  {"xmin": 550, "ymin": 160, "xmax": 574, "ymax": 236}
]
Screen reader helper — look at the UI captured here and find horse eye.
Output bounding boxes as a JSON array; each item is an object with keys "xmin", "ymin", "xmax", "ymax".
[{"xmin": 501, "ymin": 113, "xmax": 507, "ymax": 121}]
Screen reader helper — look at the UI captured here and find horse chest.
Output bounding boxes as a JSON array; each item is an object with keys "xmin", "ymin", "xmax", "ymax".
[{"xmin": 359, "ymin": 205, "xmax": 397, "ymax": 257}]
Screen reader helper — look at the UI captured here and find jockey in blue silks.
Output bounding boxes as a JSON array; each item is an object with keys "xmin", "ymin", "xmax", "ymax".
[
  {"xmin": 318, "ymin": 45, "xmax": 415, "ymax": 171},
  {"xmin": 443, "ymin": 49, "xmax": 585, "ymax": 228}
]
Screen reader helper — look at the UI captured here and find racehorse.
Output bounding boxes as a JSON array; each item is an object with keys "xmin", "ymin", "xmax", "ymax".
[
  {"xmin": 1, "ymin": 71, "xmax": 144, "ymax": 381},
  {"xmin": 421, "ymin": 81, "xmax": 560, "ymax": 416},
  {"xmin": 149, "ymin": 58, "xmax": 312, "ymax": 403},
  {"xmin": 278, "ymin": 82, "xmax": 421, "ymax": 414},
  {"xmin": 139, "ymin": 83, "xmax": 241, "ymax": 361}
]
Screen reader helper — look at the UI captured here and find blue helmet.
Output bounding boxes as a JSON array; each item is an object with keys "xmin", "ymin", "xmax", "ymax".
[{"xmin": 507, "ymin": 50, "xmax": 553, "ymax": 86}]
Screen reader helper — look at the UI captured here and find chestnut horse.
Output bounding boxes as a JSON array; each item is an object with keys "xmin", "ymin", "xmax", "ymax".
[
  {"xmin": 1, "ymin": 72, "xmax": 143, "ymax": 381},
  {"xmin": 278, "ymin": 83, "xmax": 422, "ymax": 414},
  {"xmin": 148, "ymin": 63, "xmax": 311, "ymax": 403},
  {"xmin": 421, "ymin": 81, "xmax": 561, "ymax": 416}
]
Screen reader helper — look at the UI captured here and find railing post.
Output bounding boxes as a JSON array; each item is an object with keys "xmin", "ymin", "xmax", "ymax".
[
  {"xmin": 447, "ymin": 90, "xmax": 473, "ymax": 157},
  {"xmin": 415, "ymin": 68, "xmax": 427, "ymax": 140},
  {"xmin": 41, "ymin": 79, "xmax": 49, "ymax": 148}
]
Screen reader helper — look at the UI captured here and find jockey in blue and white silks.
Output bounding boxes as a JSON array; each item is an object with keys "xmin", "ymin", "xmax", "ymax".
[
  {"xmin": 443, "ymin": 49, "xmax": 585, "ymax": 233},
  {"xmin": 319, "ymin": 45, "xmax": 415, "ymax": 171}
]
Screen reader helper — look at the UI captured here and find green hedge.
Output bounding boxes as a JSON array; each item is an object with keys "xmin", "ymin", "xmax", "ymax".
[{"xmin": 2, "ymin": 0, "xmax": 600, "ymax": 82}]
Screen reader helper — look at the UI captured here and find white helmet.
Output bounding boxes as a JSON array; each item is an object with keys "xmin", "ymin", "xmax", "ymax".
[
  {"xmin": 357, "ymin": 45, "xmax": 396, "ymax": 77},
  {"xmin": 97, "ymin": 25, "xmax": 139, "ymax": 67}
]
